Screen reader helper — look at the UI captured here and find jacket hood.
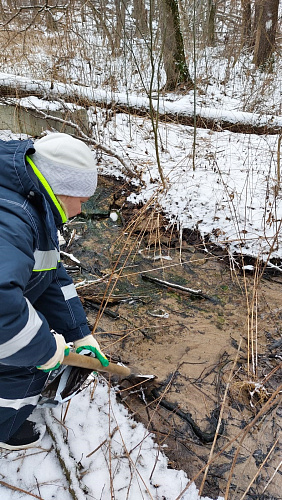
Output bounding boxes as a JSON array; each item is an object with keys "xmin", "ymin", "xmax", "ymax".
[
  {"xmin": 0, "ymin": 139, "xmax": 64, "ymax": 228},
  {"xmin": 0, "ymin": 139, "xmax": 36, "ymax": 196}
]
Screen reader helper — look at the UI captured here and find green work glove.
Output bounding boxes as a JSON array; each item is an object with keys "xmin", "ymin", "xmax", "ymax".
[
  {"xmin": 73, "ymin": 334, "xmax": 109, "ymax": 367},
  {"xmin": 37, "ymin": 333, "xmax": 70, "ymax": 372}
]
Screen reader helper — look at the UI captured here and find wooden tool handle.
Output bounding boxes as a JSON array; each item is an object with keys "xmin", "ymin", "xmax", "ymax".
[{"xmin": 63, "ymin": 351, "xmax": 131, "ymax": 377}]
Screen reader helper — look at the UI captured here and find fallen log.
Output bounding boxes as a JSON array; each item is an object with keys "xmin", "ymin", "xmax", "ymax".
[
  {"xmin": 141, "ymin": 273, "xmax": 219, "ymax": 303},
  {"xmin": 0, "ymin": 73, "xmax": 282, "ymax": 135}
]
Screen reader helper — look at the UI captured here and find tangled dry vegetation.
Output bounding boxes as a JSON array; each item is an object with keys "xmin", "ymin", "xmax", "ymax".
[
  {"xmin": 54, "ymin": 177, "xmax": 282, "ymax": 499},
  {"xmin": 0, "ymin": 3, "xmax": 281, "ymax": 498}
]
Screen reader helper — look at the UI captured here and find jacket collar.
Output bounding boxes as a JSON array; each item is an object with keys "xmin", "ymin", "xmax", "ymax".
[{"xmin": 26, "ymin": 155, "xmax": 67, "ymax": 226}]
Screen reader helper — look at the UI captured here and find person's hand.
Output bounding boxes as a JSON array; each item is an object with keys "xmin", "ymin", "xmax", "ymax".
[
  {"xmin": 73, "ymin": 335, "xmax": 109, "ymax": 367},
  {"xmin": 37, "ymin": 333, "xmax": 70, "ymax": 372}
]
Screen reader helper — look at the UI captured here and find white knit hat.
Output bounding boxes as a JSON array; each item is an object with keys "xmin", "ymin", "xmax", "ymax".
[{"xmin": 30, "ymin": 133, "xmax": 97, "ymax": 197}]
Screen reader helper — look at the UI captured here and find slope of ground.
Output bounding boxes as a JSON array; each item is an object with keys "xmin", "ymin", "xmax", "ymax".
[{"xmin": 60, "ymin": 176, "xmax": 281, "ymax": 499}]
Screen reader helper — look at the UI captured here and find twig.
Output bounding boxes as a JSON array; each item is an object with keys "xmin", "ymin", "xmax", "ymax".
[
  {"xmin": 60, "ymin": 250, "xmax": 88, "ymax": 271},
  {"xmin": 12, "ymin": 447, "xmax": 52, "ymax": 460},
  {"xmin": 0, "ymin": 480, "xmax": 43, "ymax": 499},
  {"xmin": 44, "ymin": 411, "xmax": 85, "ymax": 500},
  {"xmin": 86, "ymin": 425, "xmax": 118, "ymax": 458},
  {"xmin": 106, "ymin": 400, "xmax": 155, "ymax": 500},
  {"xmin": 84, "ymin": 300, "xmax": 120, "ymax": 319},
  {"xmin": 224, "ymin": 385, "xmax": 282, "ymax": 499},
  {"xmin": 141, "ymin": 273, "xmax": 217, "ymax": 302},
  {"xmin": 199, "ymin": 338, "xmax": 242, "ymax": 495},
  {"xmin": 1, "ymin": 97, "xmax": 136, "ymax": 179},
  {"xmin": 174, "ymin": 385, "xmax": 282, "ymax": 500},
  {"xmin": 239, "ymin": 437, "xmax": 279, "ymax": 500},
  {"xmin": 151, "ymin": 387, "xmax": 223, "ymax": 444},
  {"xmin": 261, "ymin": 458, "xmax": 282, "ymax": 494}
]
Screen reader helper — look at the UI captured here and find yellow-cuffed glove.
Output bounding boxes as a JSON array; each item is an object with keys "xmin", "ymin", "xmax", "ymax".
[
  {"xmin": 37, "ymin": 333, "xmax": 70, "ymax": 372},
  {"xmin": 73, "ymin": 334, "xmax": 109, "ymax": 367}
]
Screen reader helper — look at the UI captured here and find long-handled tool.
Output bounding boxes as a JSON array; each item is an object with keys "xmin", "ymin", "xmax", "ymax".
[
  {"xmin": 39, "ymin": 352, "xmax": 156, "ymax": 408},
  {"xmin": 63, "ymin": 351, "xmax": 131, "ymax": 377}
]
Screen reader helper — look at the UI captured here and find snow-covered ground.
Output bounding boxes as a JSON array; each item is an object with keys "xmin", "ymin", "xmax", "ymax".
[
  {"xmin": 0, "ymin": 47, "xmax": 281, "ymax": 497},
  {"xmin": 98, "ymin": 110, "xmax": 281, "ymax": 265},
  {"xmin": 2, "ymin": 76, "xmax": 281, "ymax": 265},
  {"xmin": 0, "ymin": 124, "xmax": 229, "ymax": 500},
  {"xmin": 1, "ymin": 377, "xmax": 217, "ymax": 500}
]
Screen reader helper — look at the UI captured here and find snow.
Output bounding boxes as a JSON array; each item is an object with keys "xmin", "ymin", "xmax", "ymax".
[
  {"xmin": 0, "ymin": 378, "xmax": 220, "ymax": 500},
  {"xmin": 2, "ymin": 71, "xmax": 280, "ymax": 262},
  {"xmin": 0, "ymin": 121, "xmax": 229, "ymax": 499},
  {"xmin": 1, "ymin": 71, "xmax": 282, "ymax": 129},
  {"xmin": 98, "ymin": 112, "xmax": 282, "ymax": 263},
  {"xmin": 0, "ymin": 37, "xmax": 281, "ymax": 496}
]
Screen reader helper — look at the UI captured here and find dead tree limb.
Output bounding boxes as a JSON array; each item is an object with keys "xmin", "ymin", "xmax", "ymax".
[
  {"xmin": 0, "ymin": 76, "xmax": 282, "ymax": 135},
  {"xmin": 0, "ymin": 97, "xmax": 136, "ymax": 179},
  {"xmin": 141, "ymin": 273, "xmax": 218, "ymax": 303}
]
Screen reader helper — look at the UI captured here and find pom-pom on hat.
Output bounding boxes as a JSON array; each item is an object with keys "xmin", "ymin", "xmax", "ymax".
[{"xmin": 30, "ymin": 133, "xmax": 97, "ymax": 197}]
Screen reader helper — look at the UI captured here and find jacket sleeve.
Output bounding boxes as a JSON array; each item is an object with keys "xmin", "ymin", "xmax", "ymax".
[
  {"xmin": 0, "ymin": 214, "xmax": 56, "ymax": 367},
  {"xmin": 33, "ymin": 263, "xmax": 91, "ymax": 343}
]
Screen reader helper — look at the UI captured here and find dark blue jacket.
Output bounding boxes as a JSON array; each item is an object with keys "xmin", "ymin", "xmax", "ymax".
[{"xmin": 0, "ymin": 139, "xmax": 90, "ymax": 368}]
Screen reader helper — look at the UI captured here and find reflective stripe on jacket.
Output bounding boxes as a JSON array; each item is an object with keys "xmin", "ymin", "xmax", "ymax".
[{"xmin": 0, "ymin": 139, "xmax": 90, "ymax": 368}]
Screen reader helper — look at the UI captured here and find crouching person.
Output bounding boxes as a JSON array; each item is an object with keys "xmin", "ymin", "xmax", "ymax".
[{"xmin": 0, "ymin": 133, "xmax": 108, "ymax": 450}]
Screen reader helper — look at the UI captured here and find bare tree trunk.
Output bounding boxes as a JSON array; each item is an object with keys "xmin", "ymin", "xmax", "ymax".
[
  {"xmin": 160, "ymin": 0, "xmax": 193, "ymax": 90},
  {"xmin": 253, "ymin": 0, "xmax": 279, "ymax": 68},
  {"xmin": 114, "ymin": 0, "xmax": 126, "ymax": 54},
  {"xmin": 207, "ymin": 0, "xmax": 216, "ymax": 46},
  {"xmin": 133, "ymin": 0, "xmax": 148, "ymax": 36},
  {"xmin": 241, "ymin": 0, "xmax": 252, "ymax": 47},
  {"xmin": 87, "ymin": 0, "xmax": 116, "ymax": 55},
  {"xmin": 46, "ymin": 11, "xmax": 57, "ymax": 31}
]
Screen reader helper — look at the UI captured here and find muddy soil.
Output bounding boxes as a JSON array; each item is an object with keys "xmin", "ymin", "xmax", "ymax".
[{"xmin": 61, "ymin": 176, "xmax": 281, "ymax": 500}]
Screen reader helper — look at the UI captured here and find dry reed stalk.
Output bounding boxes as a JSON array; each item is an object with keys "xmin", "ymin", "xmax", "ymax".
[
  {"xmin": 175, "ymin": 385, "xmax": 282, "ymax": 500},
  {"xmin": 0, "ymin": 480, "xmax": 43, "ymax": 499},
  {"xmin": 224, "ymin": 385, "xmax": 282, "ymax": 499},
  {"xmin": 261, "ymin": 458, "xmax": 282, "ymax": 493},
  {"xmin": 239, "ymin": 437, "xmax": 279, "ymax": 500},
  {"xmin": 242, "ymin": 265, "xmax": 251, "ymax": 377},
  {"xmin": 240, "ymin": 255, "xmax": 264, "ymax": 379},
  {"xmin": 90, "ymin": 377, "xmax": 98, "ymax": 401},
  {"xmin": 62, "ymin": 399, "xmax": 72, "ymax": 424},
  {"xmin": 199, "ymin": 338, "xmax": 243, "ymax": 496},
  {"xmin": 91, "ymin": 197, "xmax": 158, "ymax": 332},
  {"xmin": 123, "ymin": 253, "xmax": 218, "ymax": 280}
]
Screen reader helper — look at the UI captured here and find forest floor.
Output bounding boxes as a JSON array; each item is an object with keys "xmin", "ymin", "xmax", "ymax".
[{"xmin": 61, "ymin": 176, "xmax": 282, "ymax": 500}]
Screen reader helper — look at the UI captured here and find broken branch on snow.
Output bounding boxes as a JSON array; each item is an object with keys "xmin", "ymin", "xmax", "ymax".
[{"xmin": 141, "ymin": 273, "xmax": 218, "ymax": 303}]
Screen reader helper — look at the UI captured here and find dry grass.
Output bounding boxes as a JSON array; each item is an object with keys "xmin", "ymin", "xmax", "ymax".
[{"xmin": 0, "ymin": 2, "xmax": 281, "ymax": 498}]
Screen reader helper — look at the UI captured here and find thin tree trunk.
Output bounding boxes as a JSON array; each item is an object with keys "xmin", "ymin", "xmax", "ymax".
[
  {"xmin": 133, "ymin": 0, "xmax": 148, "ymax": 36},
  {"xmin": 207, "ymin": 0, "xmax": 216, "ymax": 46},
  {"xmin": 160, "ymin": 0, "xmax": 193, "ymax": 90},
  {"xmin": 114, "ymin": 0, "xmax": 126, "ymax": 55},
  {"xmin": 253, "ymin": 0, "xmax": 279, "ymax": 68},
  {"xmin": 241, "ymin": 0, "xmax": 252, "ymax": 47},
  {"xmin": 87, "ymin": 0, "xmax": 116, "ymax": 55}
]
